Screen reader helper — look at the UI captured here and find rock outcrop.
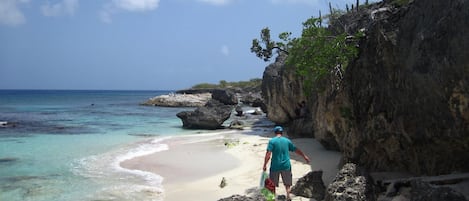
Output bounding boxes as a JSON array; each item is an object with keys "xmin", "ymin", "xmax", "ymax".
[
  {"xmin": 240, "ymin": 91, "xmax": 264, "ymax": 108},
  {"xmin": 176, "ymin": 99, "xmax": 233, "ymax": 129},
  {"xmin": 211, "ymin": 89, "xmax": 238, "ymax": 105},
  {"xmin": 176, "ymin": 88, "xmax": 215, "ymax": 94},
  {"xmin": 325, "ymin": 163, "xmax": 367, "ymax": 201},
  {"xmin": 261, "ymin": 0, "xmax": 469, "ymax": 175},
  {"xmin": 143, "ymin": 89, "xmax": 238, "ymax": 107},
  {"xmin": 291, "ymin": 170, "xmax": 326, "ymax": 200},
  {"xmin": 262, "ymin": 54, "xmax": 306, "ymax": 124},
  {"xmin": 175, "ymin": 88, "xmax": 263, "ymax": 108},
  {"xmin": 141, "ymin": 93, "xmax": 211, "ymax": 107}
]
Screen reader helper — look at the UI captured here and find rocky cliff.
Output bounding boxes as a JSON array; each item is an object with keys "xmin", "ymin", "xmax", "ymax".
[{"xmin": 261, "ymin": 0, "xmax": 469, "ymax": 175}]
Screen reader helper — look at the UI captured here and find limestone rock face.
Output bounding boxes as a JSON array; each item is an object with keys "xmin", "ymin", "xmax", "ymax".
[
  {"xmin": 341, "ymin": 0, "xmax": 469, "ymax": 175},
  {"xmin": 261, "ymin": 0, "xmax": 469, "ymax": 175},
  {"xmin": 261, "ymin": 55, "xmax": 312, "ymax": 136}
]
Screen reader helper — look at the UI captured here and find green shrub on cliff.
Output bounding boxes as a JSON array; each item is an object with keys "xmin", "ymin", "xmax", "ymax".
[
  {"xmin": 289, "ymin": 17, "xmax": 362, "ymax": 92},
  {"xmin": 192, "ymin": 83, "xmax": 219, "ymax": 89},
  {"xmin": 192, "ymin": 78, "xmax": 262, "ymax": 90},
  {"xmin": 251, "ymin": 15, "xmax": 362, "ymax": 94}
]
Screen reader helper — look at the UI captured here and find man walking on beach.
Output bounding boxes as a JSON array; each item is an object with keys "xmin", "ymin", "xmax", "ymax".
[{"xmin": 263, "ymin": 126, "xmax": 310, "ymax": 201}]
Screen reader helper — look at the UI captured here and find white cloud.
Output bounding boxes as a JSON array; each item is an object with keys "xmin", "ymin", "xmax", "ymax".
[
  {"xmin": 41, "ymin": 0, "xmax": 79, "ymax": 17},
  {"xmin": 197, "ymin": 0, "xmax": 233, "ymax": 6},
  {"xmin": 112, "ymin": 0, "xmax": 159, "ymax": 11},
  {"xmin": 221, "ymin": 45, "xmax": 229, "ymax": 56},
  {"xmin": 0, "ymin": 0, "xmax": 28, "ymax": 26},
  {"xmin": 100, "ymin": 0, "xmax": 160, "ymax": 23}
]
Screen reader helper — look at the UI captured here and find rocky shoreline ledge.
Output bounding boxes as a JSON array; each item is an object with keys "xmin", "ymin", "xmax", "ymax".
[
  {"xmin": 141, "ymin": 92, "xmax": 212, "ymax": 107},
  {"xmin": 142, "ymin": 88, "xmax": 264, "ymax": 108}
]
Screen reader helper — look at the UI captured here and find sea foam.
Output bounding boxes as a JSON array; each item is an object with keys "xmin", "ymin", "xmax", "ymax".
[
  {"xmin": 71, "ymin": 136, "xmax": 174, "ymax": 201},
  {"xmin": 114, "ymin": 137, "xmax": 171, "ymax": 185}
]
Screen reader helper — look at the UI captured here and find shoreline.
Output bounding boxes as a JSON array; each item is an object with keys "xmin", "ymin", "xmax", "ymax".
[
  {"xmin": 120, "ymin": 128, "xmax": 343, "ymax": 201},
  {"xmin": 120, "ymin": 134, "xmax": 240, "ymax": 186}
]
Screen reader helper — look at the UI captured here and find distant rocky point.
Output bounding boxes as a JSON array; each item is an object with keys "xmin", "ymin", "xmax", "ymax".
[
  {"xmin": 141, "ymin": 92, "xmax": 212, "ymax": 107},
  {"xmin": 142, "ymin": 87, "xmax": 264, "ymax": 109}
]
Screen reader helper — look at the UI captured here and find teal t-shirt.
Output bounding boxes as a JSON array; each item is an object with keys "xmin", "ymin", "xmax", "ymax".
[{"xmin": 267, "ymin": 136, "xmax": 297, "ymax": 171}]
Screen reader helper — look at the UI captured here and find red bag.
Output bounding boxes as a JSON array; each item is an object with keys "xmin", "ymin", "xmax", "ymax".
[{"xmin": 264, "ymin": 178, "xmax": 276, "ymax": 194}]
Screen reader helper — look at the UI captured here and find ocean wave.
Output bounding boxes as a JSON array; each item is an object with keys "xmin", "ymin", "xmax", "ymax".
[
  {"xmin": 71, "ymin": 137, "xmax": 172, "ymax": 200},
  {"xmin": 117, "ymin": 137, "xmax": 171, "ymax": 162},
  {"xmin": 113, "ymin": 137, "xmax": 171, "ymax": 185}
]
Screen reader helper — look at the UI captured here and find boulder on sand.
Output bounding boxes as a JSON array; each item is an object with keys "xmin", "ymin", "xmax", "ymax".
[{"xmin": 176, "ymin": 100, "xmax": 233, "ymax": 129}]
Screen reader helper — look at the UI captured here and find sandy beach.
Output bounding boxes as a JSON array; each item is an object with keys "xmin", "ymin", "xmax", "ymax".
[{"xmin": 121, "ymin": 128, "xmax": 342, "ymax": 201}]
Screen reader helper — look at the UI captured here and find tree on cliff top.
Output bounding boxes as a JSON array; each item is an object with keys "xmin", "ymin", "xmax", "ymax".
[
  {"xmin": 250, "ymin": 28, "xmax": 293, "ymax": 62},
  {"xmin": 251, "ymin": 15, "xmax": 362, "ymax": 94}
]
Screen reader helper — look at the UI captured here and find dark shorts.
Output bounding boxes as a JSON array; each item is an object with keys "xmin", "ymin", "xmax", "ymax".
[{"xmin": 270, "ymin": 170, "xmax": 292, "ymax": 186}]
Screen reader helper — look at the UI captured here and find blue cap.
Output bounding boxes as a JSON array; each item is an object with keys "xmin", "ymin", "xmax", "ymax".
[{"xmin": 274, "ymin": 126, "xmax": 283, "ymax": 133}]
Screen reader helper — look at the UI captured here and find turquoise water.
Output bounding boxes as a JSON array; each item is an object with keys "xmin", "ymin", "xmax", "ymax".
[{"xmin": 0, "ymin": 90, "xmax": 202, "ymax": 201}]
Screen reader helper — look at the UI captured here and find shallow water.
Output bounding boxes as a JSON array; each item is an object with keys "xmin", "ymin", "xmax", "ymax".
[{"xmin": 0, "ymin": 90, "xmax": 205, "ymax": 201}]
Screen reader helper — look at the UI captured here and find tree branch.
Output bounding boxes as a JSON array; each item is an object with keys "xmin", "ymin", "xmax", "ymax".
[{"xmin": 272, "ymin": 47, "xmax": 289, "ymax": 55}]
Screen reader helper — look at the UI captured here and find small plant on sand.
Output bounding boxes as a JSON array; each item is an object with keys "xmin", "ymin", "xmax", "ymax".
[{"xmin": 224, "ymin": 139, "xmax": 240, "ymax": 148}]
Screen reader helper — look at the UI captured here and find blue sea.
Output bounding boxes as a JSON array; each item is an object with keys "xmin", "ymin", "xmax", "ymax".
[{"xmin": 0, "ymin": 90, "xmax": 212, "ymax": 201}]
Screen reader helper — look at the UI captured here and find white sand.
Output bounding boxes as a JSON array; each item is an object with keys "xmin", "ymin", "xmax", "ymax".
[{"xmin": 121, "ymin": 129, "xmax": 342, "ymax": 201}]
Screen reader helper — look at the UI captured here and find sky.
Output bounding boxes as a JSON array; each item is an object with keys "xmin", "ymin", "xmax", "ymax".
[{"xmin": 0, "ymin": 0, "xmax": 378, "ymax": 90}]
